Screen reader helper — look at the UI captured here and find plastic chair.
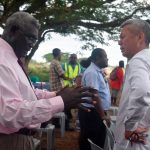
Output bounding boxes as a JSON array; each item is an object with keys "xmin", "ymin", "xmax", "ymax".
[
  {"xmin": 33, "ymin": 138, "xmax": 41, "ymax": 150},
  {"xmin": 110, "ymin": 116, "xmax": 117, "ymax": 124},
  {"xmin": 53, "ymin": 112, "xmax": 65, "ymax": 137},
  {"xmin": 37, "ymin": 123, "xmax": 55, "ymax": 150},
  {"xmin": 88, "ymin": 139, "xmax": 104, "ymax": 150},
  {"xmin": 109, "ymin": 106, "xmax": 118, "ymax": 116},
  {"xmin": 103, "ymin": 121, "xmax": 115, "ymax": 150}
]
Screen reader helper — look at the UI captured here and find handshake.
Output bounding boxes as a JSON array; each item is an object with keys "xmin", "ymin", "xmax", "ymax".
[
  {"xmin": 56, "ymin": 86, "xmax": 98, "ymax": 111},
  {"xmin": 56, "ymin": 86, "xmax": 111, "ymax": 127}
]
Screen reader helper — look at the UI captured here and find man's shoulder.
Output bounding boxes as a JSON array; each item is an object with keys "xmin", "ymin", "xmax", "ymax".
[
  {"xmin": 132, "ymin": 49, "xmax": 150, "ymax": 61},
  {"xmin": 51, "ymin": 59, "xmax": 60, "ymax": 65},
  {"xmin": 84, "ymin": 67, "xmax": 97, "ymax": 76},
  {"xmin": 64, "ymin": 62, "xmax": 79, "ymax": 68}
]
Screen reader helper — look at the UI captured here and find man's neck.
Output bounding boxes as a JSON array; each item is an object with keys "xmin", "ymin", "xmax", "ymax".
[
  {"xmin": 69, "ymin": 62, "xmax": 77, "ymax": 65},
  {"xmin": 54, "ymin": 57, "xmax": 59, "ymax": 61}
]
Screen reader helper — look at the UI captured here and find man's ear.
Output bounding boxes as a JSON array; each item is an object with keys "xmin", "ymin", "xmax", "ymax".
[
  {"xmin": 95, "ymin": 55, "xmax": 100, "ymax": 62},
  {"xmin": 138, "ymin": 32, "xmax": 144, "ymax": 41},
  {"xmin": 137, "ymin": 32, "xmax": 146, "ymax": 46}
]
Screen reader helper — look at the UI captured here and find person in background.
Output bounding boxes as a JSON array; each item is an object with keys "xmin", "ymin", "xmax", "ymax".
[
  {"xmin": 62, "ymin": 53, "xmax": 84, "ymax": 87},
  {"xmin": 30, "ymin": 75, "xmax": 40, "ymax": 83},
  {"xmin": 109, "ymin": 60, "xmax": 124, "ymax": 106},
  {"xmin": 79, "ymin": 48, "xmax": 111, "ymax": 150},
  {"xmin": 114, "ymin": 19, "xmax": 150, "ymax": 150},
  {"xmin": 62, "ymin": 54, "xmax": 84, "ymax": 130},
  {"xmin": 74, "ymin": 58, "xmax": 91, "ymax": 87},
  {"xmin": 0, "ymin": 11, "xmax": 97, "ymax": 150},
  {"xmin": 49, "ymin": 48, "xmax": 68, "ymax": 91},
  {"xmin": 80, "ymin": 58, "xmax": 91, "ymax": 69}
]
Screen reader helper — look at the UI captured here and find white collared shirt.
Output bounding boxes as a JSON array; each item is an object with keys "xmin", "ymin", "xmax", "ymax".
[{"xmin": 114, "ymin": 49, "xmax": 150, "ymax": 149}]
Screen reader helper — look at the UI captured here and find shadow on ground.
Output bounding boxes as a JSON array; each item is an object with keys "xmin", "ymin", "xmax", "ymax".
[{"xmin": 41, "ymin": 128, "xmax": 80, "ymax": 150}]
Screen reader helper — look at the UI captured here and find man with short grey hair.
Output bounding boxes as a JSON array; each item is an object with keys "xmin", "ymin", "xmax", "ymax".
[
  {"xmin": 114, "ymin": 19, "xmax": 150, "ymax": 150},
  {"xmin": 0, "ymin": 11, "xmax": 96, "ymax": 150}
]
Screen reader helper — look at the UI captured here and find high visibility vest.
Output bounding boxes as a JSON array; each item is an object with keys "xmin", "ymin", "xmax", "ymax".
[{"xmin": 64, "ymin": 63, "xmax": 81, "ymax": 87}]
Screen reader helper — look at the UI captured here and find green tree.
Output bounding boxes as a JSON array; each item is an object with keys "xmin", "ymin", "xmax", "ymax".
[
  {"xmin": 43, "ymin": 52, "xmax": 87, "ymax": 64},
  {"xmin": 43, "ymin": 52, "xmax": 70, "ymax": 63},
  {"xmin": 28, "ymin": 60, "xmax": 49, "ymax": 82},
  {"xmin": 0, "ymin": 0, "xmax": 150, "ymax": 64}
]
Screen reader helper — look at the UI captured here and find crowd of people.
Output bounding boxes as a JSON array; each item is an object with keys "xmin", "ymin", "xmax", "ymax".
[{"xmin": 0, "ymin": 11, "xmax": 150, "ymax": 150}]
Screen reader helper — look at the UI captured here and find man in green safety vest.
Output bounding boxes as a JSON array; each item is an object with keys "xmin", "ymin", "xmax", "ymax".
[
  {"xmin": 62, "ymin": 54, "xmax": 83, "ymax": 130},
  {"xmin": 62, "ymin": 54, "xmax": 83, "ymax": 87}
]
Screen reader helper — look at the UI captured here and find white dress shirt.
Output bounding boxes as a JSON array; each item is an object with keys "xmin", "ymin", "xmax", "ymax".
[{"xmin": 114, "ymin": 49, "xmax": 150, "ymax": 150}]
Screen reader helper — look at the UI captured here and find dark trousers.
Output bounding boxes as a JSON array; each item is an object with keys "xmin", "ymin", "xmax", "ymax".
[
  {"xmin": 78, "ymin": 108, "xmax": 106, "ymax": 150},
  {"xmin": 65, "ymin": 109, "xmax": 72, "ymax": 130}
]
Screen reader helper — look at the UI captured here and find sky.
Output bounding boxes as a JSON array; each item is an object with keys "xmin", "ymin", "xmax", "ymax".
[
  {"xmin": 32, "ymin": 0, "xmax": 150, "ymax": 66},
  {"xmin": 32, "ymin": 33, "xmax": 127, "ymax": 66},
  {"xmin": 1, "ymin": 0, "xmax": 150, "ymax": 67},
  {"xmin": 0, "ymin": 25, "xmax": 127, "ymax": 67}
]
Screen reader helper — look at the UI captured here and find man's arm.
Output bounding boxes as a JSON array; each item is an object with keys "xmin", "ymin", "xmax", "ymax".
[
  {"xmin": 0, "ymin": 65, "xmax": 64, "ymax": 133},
  {"xmin": 34, "ymin": 88, "xmax": 56, "ymax": 99},
  {"xmin": 83, "ymin": 72, "xmax": 110, "ymax": 125},
  {"xmin": 55, "ymin": 62, "xmax": 71, "ymax": 80}
]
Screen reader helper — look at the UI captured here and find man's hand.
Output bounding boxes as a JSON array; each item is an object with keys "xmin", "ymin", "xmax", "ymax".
[
  {"xmin": 78, "ymin": 104, "xmax": 91, "ymax": 112},
  {"xmin": 56, "ymin": 86, "xmax": 96, "ymax": 110},
  {"xmin": 125, "ymin": 127, "xmax": 148, "ymax": 145},
  {"xmin": 89, "ymin": 89, "xmax": 111, "ymax": 127}
]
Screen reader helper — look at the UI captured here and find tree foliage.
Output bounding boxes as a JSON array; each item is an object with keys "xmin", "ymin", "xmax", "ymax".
[
  {"xmin": 28, "ymin": 60, "xmax": 49, "ymax": 82},
  {"xmin": 43, "ymin": 52, "xmax": 86, "ymax": 64},
  {"xmin": 0, "ymin": 0, "xmax": 150, "ymax": 63},
  {"xmin": 43, "ymin": 52, "xmax": 70, "ymax": 63}
]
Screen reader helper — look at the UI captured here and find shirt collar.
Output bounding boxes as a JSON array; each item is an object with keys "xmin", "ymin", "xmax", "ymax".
[
  {"xmin": 90, "ymin": 62, "xmax": 102, "ymax": 72},
  {"xmin": 0, "ymin": 38, "xmax": 18, "ymax": 61},
  {"xmin": 127, "ymin": 48, "xmax": 149, "ymax": 65}
]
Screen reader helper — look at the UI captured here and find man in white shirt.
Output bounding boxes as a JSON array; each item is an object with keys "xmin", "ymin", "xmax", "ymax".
[
  {"xmin": 114, "ymin": 19, "xmax": 150, "ymax": 150},
  {"xmin": 0, "ymin": 11, "xmax": 96, "ymax": 150}
]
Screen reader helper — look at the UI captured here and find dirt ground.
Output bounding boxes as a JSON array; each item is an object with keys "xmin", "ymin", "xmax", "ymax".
[{"xmin": 41, "ymin": 128, "xmax": 80, "ymax": 150}]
